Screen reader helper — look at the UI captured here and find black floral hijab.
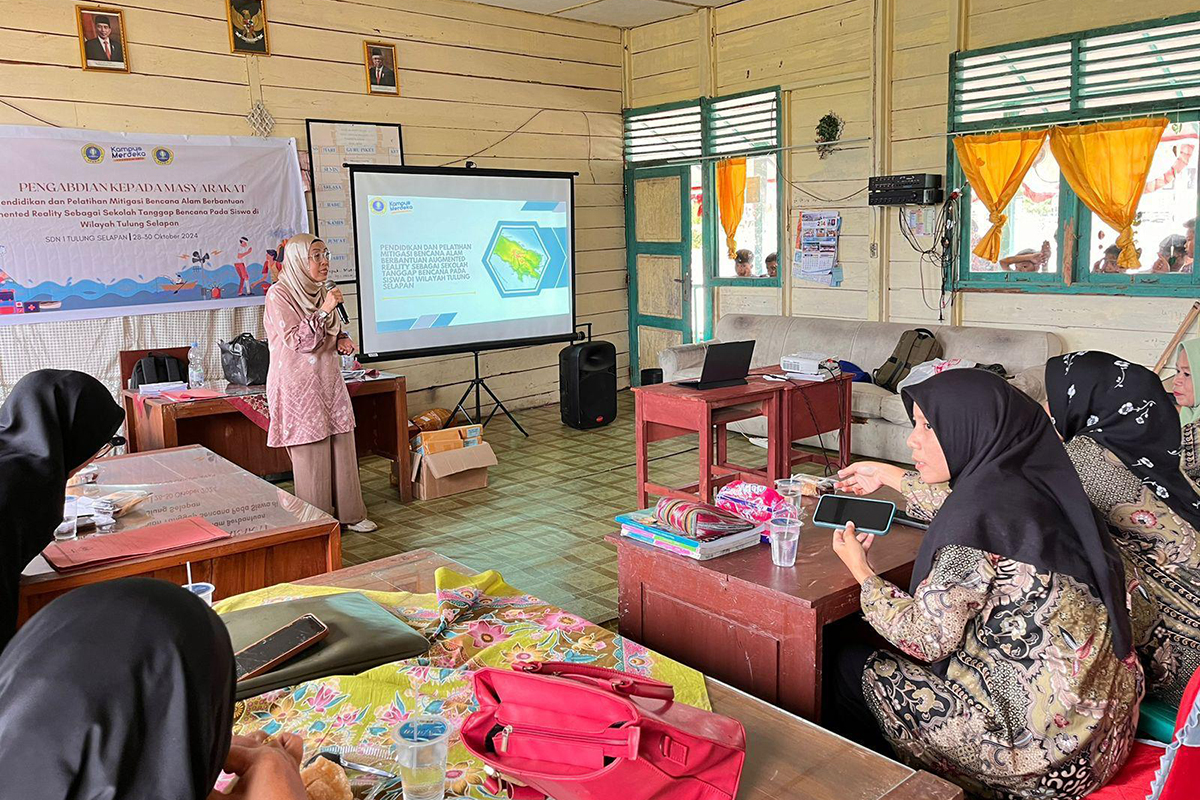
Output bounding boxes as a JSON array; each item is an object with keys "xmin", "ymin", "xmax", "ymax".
[{"xmin": 1045, "ymin": 351, "xmax": 1200, "ymax": 533}]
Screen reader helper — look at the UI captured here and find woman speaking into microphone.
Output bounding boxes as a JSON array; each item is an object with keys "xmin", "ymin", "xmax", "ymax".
[{"xmin": 264, "ymin": 234, "xmax": 376, "ymax": 532}]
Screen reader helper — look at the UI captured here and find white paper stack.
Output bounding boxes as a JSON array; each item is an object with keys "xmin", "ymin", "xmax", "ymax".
[{"xmin": 138, "ymin": 381, "xmax": 188, "ymax": 396}]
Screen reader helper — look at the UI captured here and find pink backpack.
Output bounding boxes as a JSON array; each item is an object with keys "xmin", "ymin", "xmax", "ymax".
[{"xmin": 461, "ymin": 662, "xmax": 746, "ymax": 800}]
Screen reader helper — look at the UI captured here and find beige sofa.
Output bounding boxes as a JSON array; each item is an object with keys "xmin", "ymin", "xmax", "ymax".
[{"xmin": 658, "ymin": 314, "xmax": 1064, "ymax": 464}]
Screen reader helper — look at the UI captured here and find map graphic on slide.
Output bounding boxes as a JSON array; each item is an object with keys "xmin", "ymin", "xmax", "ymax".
[{"xmin": 484, "ymin": 223, "xmax": 554, "ymax": 295}]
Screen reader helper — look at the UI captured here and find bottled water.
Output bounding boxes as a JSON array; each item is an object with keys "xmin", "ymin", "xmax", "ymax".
[{"xmin": 187, "ymin": 341, "xmax": 206, "ymax": 388}]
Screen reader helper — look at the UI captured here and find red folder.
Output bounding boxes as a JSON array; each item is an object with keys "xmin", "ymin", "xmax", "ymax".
[{"xmin": 43, "ymin": 516, "xmax": 230, "ymax": 572}]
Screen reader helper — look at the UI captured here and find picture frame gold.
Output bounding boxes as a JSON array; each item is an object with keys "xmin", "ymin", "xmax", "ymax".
[
  {"xmin": 227, "ymin": 0, "xmax": 270, "ymax": 56},
  {"xmin": 363, "ymin": 41, "xmax": 400, "ymax": 97},
  {"xmin": 76, "ymin": 6, "xmax": 130, "ymax": 73}
]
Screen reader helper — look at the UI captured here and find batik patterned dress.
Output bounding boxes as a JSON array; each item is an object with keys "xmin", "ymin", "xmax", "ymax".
[
  {"xmin": 1064, "ymin": 435, "xmax": 1200, "ymax": 706},
  {"xmin": 1181, "ymin": 420, "xmax": 1200, "ymax": 485},
  {"xmin": 857, "ymin": 474, "xmax": 1143, "ymax": 800}
]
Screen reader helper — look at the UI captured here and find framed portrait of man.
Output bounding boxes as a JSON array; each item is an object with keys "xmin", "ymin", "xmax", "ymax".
[
  {"xmin": 227, "ymin": 0, "xmax": 269, "ymax": 55},
  {"xmin": 76, "ymin": 6, "xmax": 129, "ymax": 72},
  {"xmin": 363, "ymin": 42, "xmax": 399, "ymax": 96}
]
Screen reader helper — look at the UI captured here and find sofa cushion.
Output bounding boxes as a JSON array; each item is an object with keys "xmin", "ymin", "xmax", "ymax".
[
  {"xmin": 879, "ymin": 392, "xmax": 912, "ymax": 425},
  {"xmin": 850, "ymin": 383, "xmax": 894, "ymax": 421}
]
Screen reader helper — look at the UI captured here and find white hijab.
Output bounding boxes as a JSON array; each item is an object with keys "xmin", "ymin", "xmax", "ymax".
[{"xmin": 276, "ymin": 234, "xmax": 340, "ymax": 334}]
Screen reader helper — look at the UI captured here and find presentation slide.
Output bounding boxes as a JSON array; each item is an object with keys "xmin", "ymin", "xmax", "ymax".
[{"xmin": 351, "ymin": 167, "xmax": 575, "ymax": 358}]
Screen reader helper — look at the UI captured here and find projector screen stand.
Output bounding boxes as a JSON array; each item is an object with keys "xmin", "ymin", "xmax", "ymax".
[{"xmin": 451, "ymin": 350, "xmax": 528, "ymax": 437}]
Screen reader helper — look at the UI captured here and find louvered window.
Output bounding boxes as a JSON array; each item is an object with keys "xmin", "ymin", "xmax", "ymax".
[
  {"xmin": 705, "ymin": 91, "xmax": 780, "ymax": 157},
  {"xmin": 624, "ymin": 103, "xmax": 702, "ymax": 164},
  {"xmin": 623, "ymin": 90, "xmax": 780, "ymax": 164},
  {"xmin": 950, "ymin": 12, "xmax": 1200, "ymax": 133}
]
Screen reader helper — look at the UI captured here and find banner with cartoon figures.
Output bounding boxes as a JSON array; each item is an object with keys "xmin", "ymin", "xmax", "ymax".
[{"xmin": 0, "ymin": 126, "xmax": 307, "ymax": 325}]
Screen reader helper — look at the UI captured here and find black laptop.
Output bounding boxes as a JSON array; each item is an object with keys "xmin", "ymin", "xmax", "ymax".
[{"xmin": 676, "ymin": 340, "xmax": 756, "ymax": 390}]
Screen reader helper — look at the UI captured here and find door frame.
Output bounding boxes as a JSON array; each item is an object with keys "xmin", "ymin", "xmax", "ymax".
[{"xmin": 626, "ymin": 163, "xmax": 693, "ymax": 386}]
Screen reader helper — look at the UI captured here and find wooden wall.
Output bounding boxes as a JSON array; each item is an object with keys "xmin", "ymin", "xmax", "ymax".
[
  {"xmin": 627, "ymin": 0, "xmax": 1200, "ymax": 366},
  {"xmin": 2, "ymin": 0, "xmax": 626, "ymax": 413}
]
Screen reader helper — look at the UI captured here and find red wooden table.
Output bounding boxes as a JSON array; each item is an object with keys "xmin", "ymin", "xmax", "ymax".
[
  {"xmin": 632, "ymin": 375, "xmax": 785, "ymax": 507},
  {"xmin": 632, "ymin": 370, "xmax": 854, "ymax": 507},
  {"xmin": 611, "ymin": 490, "xmax": 923, "ymax": 723}
]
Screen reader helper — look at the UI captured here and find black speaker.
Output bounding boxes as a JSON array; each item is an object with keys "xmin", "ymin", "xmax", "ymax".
[{"xmin": 559, "ymin": 340, "xmax": 617, "ymax": 429}]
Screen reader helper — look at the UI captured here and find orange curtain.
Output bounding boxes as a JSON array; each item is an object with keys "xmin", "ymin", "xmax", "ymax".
[
  {"xmin": 953, "ymin": 129, "xmax": 1048, "ymax": 262},
  {"xmin": 1049, "ymin": 118, "xmax": 1168, "ymax": 270},
  {"xmin": 716, "ymin": 158, "xmax": 747, "ymax": 259}
]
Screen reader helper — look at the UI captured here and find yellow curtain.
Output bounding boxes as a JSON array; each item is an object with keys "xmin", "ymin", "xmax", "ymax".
[
  {"xmin": 953, "ymin": 129, "xmax": 1048, "ymax": 262},
  {"xmin": 716, "ymin": 157, "xmax": 747, "ymax": 259},
  {"xmin": 1049, "ymin": 118, "xmax": 1168, "ymax": 270}
]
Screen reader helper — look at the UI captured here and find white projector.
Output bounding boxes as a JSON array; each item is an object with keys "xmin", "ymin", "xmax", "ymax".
[{"xmin": 780, "ymin": 352, "xmax": 838, "ymax": 375}]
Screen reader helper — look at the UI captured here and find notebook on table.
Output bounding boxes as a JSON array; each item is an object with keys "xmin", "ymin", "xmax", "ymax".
[{"xmin": 43, "ymin": 516, "xmax": 230, "ymax": 572}]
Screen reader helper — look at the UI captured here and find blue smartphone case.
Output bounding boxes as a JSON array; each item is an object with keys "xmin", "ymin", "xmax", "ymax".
[{"xmin": 811, "ymin": 494, "xmax": 897, "ymax": 535}]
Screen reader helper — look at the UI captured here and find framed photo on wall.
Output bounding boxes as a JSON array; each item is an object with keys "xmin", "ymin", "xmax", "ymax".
[
  {"xmin": 363, "ymin": 42, "xmax": 399, "ymax": 96},
  {"xmin": 76, "ymin": 6, "xmax": 129, "ymax": 72},
  {"xmin": 227, "ymin": 0, "xmax": 269, "ymax": 55}
]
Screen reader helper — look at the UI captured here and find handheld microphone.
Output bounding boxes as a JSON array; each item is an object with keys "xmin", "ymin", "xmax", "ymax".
[{"xmin": 323, "ymin": 280, "xmax": 349, "ymax": 325}]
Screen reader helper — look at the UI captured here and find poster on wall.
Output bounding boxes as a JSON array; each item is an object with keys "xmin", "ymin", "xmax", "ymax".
[
  {"xmin": 0, "ymin": 126, "xmax": 307, "ymax": 326},
  {"xmin": 306, "ymin": 119, "xmax": 403, "ymax": 283}
]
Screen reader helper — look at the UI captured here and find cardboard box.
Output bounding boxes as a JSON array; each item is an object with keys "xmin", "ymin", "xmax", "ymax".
[
  {"xmin": 411, "ymin": 424, "xmax": 484, "ymax": 454},
  {"xmin": 412, "ymin": 433, "xmax": 485, "ymax": 457},
  {"xmin": 412, "ymin": 441, "xmax": 497, "ymax": 500}
]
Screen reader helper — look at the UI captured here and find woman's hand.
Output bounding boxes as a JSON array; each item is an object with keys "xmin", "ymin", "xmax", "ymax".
[
  {"xmin": 832, "ymin": 522, "xmax": 876, "ymax": 585},
  {"xmin": 836, "ymin": 461, "xmax": 904, "ymax": 495},
  {"xmin": 211, "ymin": 732, "xmax": 307, "ymax": 800},
  {"xmin": 336, "ymin": 336, "xmax": 357, "ymax": 356},
  {"xmin": 320, "ymin": 287, "xmax": 343, "ymax": 315}
]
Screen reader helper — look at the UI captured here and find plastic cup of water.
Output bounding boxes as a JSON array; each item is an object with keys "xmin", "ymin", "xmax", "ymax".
[
  {"xmin": 769, "ymin": 515, "xmax": 801, "ymax": 568},
  {"xmin": 392, "ymin": 715, "xmax": 451, "ymax": 800},
  {"xmin": 183, "ymin": 582, "xmax": 215, "ymax": 606},
  {"xmin": 55, "ymin": 496, "xmax": 79, "ymax": 542}
]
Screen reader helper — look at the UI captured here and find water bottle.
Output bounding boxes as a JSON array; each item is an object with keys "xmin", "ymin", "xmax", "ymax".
[{"xmin": 187, "ymin": 341, "xmax": 206, "ymax": 388}]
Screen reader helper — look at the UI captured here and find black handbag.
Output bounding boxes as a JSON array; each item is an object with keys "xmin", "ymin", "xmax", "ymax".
[
  {"xmin": 128, "ymin": 352, "xmax": 186, "ymax": 390},
  {"xmin": 219, "ymin": 333, "xmax": 270, "ymax": 386}
]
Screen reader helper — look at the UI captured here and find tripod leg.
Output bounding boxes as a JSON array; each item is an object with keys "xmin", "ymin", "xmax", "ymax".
[
  {"xmin": 478, "ymin": 377, "xmax": 528, "ymax": 437},
  {"xmin": 451, "ymin": 381, "xmax": 478, "ymax": 425}
]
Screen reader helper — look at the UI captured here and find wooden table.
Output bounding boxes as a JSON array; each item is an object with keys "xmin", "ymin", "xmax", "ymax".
[
  {"xmin": 301, "ymin": 550, "xmax": 960, "ymax": 800},
  {"xmin": 632, "ymin": 370, "xmax": 854, "ymax": 507},
  {"xmin": 19, "ymin": 445, "xmax": 340, "ymax": 623},
  {"xmin": 632, "ymin": 375, "xmax": 785, "ymax": 507},
  {"xmin": 778, "ymin": 370, "xmax": 854, "ymax": 474},
  {"xmin": 611, "ymin": 491, "xmax": 924, "ymax": 723},
  {"xmin": 122, "ymin": 373, "xmax": 413, "ymax": 503}
]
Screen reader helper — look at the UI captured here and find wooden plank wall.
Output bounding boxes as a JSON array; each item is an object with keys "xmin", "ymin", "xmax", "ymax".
[
  {"xmin": 627, "ymin": 0, "xmax": 1200, "ymax": 366},
  {"xmin": 2, "ymin": 0, "xmax": 626, "ymax": 414}
]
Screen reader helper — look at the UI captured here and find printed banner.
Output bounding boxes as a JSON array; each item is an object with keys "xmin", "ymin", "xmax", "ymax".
[{"xmin": 0, "ymin": 126, "xmax": 307, "ymax": 325}]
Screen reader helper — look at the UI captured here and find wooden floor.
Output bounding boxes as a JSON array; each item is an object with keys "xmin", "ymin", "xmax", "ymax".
[{"xmin": 282, "ymin": 390, "xmax": 826, "ymax": 624}]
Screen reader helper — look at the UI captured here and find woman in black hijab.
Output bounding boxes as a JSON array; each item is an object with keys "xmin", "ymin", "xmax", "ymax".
[
  {"xmin": 0, "ymin": 578, "xmax": 310, "ymax": 799},
  {"xmin": 831, "ymin": 369, "xmax": 1139, "ymax": 800},
  {"xmin": 1045, "ymin": 351, "xmax": 1200, "ymax": 706},
  {"xmin": 0, "ymin": 369, "xmax": 124, "ymax": 645}
]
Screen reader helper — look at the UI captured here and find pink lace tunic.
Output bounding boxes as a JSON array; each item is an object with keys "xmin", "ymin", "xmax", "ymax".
[{"xmin": 263, "ymin": 284, "xmax": 355, "ymax": 448}]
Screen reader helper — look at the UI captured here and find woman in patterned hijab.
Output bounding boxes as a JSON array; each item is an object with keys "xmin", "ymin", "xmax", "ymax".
[{"xmin": 1046, "ymin": 351, "xmax": 1200, "ymax": 705}]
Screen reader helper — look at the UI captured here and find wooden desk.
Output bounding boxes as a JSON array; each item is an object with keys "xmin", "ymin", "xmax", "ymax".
[
  {"xmin": 777, "ymin": 370, "xmax": 854, "ymax": 474},
  {"xmin": 122, "ymin": 374, "xmax": 412, "ymax": 503},
  {"xmin": 632, "ymin": 376, "xmax": 785, "ymax": 506},
  {"xmin": 19, "ymin": 445, "xmax": 340, "ymax": 623},
  {"xmin": 301, "ymin": 551, "xmax": 960, "ymax": 800},
  {"xmin": 611, "ymin": 492, "xmax": 924, "ymax": 723}
]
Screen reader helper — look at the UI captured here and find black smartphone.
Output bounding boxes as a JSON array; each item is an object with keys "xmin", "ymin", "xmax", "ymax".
[
  {"xmin": 234, "ymin": 614, "xmax": 329, "ymax": 682},
  {"xmin": 893, "ymin": 510, "xmax": 930, "ymax": 530},
  {"xmin": 812, "ymin": 494, "xmax": 897, "ymax": 535}
]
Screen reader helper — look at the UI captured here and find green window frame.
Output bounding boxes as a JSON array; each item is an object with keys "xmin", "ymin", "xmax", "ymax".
[
  {"xmin": 949, "ymin": 12, "xmax": 1200, "ymax": 297},
  {"xmin": 624, "ymin": 88, "xmax": 784, "ymax": 290}
]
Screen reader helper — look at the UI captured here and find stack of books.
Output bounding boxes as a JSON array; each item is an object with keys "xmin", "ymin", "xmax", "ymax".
[
  {"xmin": 137, "ymin": 380, "xmax": 189, "ymax": 396},
  {"xmin": 615, "ymin": 508, "xmax": 763, "ymax": 560}
]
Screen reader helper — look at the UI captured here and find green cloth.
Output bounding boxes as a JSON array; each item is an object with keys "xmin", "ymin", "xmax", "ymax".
[
  {"xmin": 1177, "ymin": 339, "xmax": 1200, "ymax": 426},
  {"xmin": 1137, "ymin": 697, "xmax": 1178, "ymax": 744}
]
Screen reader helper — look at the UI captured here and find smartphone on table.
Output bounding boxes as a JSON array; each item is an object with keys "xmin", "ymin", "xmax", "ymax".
[
  {"xmin": 812, "ymin": 494, "xmax": 897, "ymax": 536},
  {"xmin": 234, "ymin": 614, "xmax": 329, "ymax": 682}
]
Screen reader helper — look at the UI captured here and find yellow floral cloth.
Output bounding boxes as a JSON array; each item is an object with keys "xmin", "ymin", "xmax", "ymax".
[{"xmin": 216, "ymin": 568, "xmax": 709, "ymax": 798}]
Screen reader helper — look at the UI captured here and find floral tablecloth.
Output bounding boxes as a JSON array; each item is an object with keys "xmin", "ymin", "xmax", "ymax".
[{"xmin": 216, "ymin": 567, "xmax": 709, "ymax": 798}]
